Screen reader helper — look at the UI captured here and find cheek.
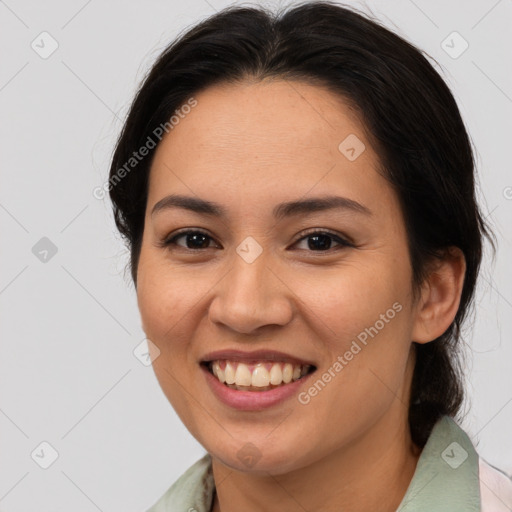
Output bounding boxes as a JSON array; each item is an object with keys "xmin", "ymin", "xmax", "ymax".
[
  {"xmin": 136, "ymin": 259, "xmax": 203, "ymax": 421},
  {"xmin": 136, "ymin": 263, "xmax": 189, "ymax": 366},
  {"xmin": 136, "ymin": 248, "xmax": 197, "ymax": 333},
  {"xmin": 294, "ymin": 258, "xmax": 413, "ymax": 396},
  {"xmin": 292, "ymin": 259, "xmax": 408, "ymax": 338}
]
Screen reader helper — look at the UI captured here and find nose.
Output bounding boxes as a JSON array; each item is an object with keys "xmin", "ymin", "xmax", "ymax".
[{"xmin": 208, "ymin": 250, "xmax": 294, "ymax": 335}]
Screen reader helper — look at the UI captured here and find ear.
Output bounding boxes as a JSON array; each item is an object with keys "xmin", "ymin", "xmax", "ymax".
[{"xmin": 411, "ymin": 247, "xmax": 466, "ymax": 343}]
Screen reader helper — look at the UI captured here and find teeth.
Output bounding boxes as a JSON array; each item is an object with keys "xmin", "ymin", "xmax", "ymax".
[
  {"xmin": 282, "ymin": 363, "xmax": 293, "ymax": 383},
  {"xmin": 235, "ymin": 362, "xmax": 252, "ymax": 386},
  {"xmin": 251, "ymin": 363, "xmax": 270, "ymax": 387},
  {"xmin": 225, "ymin": 361, "xmax": 236, "ymax": 384},
  {"xmin": 212, "ymin": 361, "xmax": 225, "ymax": 383},
  {"xmin": 269, "ymin": 364, "xmax": 282, "ymax": 385},
  {"xmin": 209, "ymin": 360, "xmax": 312, "ymax": 389}
]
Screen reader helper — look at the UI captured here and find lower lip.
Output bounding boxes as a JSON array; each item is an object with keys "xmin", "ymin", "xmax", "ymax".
[{"xmin": 200, "ymin": 363, "xmax": 315, "ymax": 411}]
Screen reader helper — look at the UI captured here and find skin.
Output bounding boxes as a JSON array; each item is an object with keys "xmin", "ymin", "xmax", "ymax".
[{"xmin": 136, "ymin": 78, "xmax": 466, "ymax": 512}]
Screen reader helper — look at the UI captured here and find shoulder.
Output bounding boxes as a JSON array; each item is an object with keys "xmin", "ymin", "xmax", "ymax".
[
  {"xmin": 145, "ymin": 453, "xmax": 215, "ymax": 512},
  {"xmin": 479, "ymin": 457, "xmax": 512, "ymax": 511}
]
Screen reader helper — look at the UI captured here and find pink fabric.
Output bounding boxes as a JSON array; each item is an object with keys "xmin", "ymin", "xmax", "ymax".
[{"xmin": 479, "ymin": 458, "xmax": 512, "ymax": 511}]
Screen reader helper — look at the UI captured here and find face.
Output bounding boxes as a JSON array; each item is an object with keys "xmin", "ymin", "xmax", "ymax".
[{"xmin": 136, "ymin": 79, "xmax": 420, "ymax": 475}]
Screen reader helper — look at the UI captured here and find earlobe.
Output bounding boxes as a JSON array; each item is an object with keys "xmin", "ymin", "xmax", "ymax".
[{"xmin": 411, "ymin": 247, "xmax": 466, "ymax": 344}]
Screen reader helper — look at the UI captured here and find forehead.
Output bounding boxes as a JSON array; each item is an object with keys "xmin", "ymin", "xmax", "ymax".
[
  {"xmin": 154, "ymin": 78, "xmax": 369, "ymax": 158},
  {"xmin": 146, "ymin": 79, "xmax": 394, "ymax": 217}
]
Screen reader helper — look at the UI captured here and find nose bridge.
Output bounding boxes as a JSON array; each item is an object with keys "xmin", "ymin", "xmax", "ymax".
[{"xmin": 208, "ymin": 241, "xmax": 293, "ymax": 333}]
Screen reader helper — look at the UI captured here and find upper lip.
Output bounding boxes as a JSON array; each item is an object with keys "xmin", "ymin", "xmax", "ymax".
[{"xmin": 200, "ymin": 349, "xmax": 316, "ymax": 367}]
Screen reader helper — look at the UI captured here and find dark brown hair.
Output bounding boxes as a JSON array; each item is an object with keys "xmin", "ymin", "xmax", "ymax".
[{"xmin": 108, "ymin": 1, "xmax": 495, "ymax": 447}]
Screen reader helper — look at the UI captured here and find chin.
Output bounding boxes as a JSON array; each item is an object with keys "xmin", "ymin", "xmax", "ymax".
[{"xmin": 207, "ymin": 435, "xmax": 314, "ymax": 476}]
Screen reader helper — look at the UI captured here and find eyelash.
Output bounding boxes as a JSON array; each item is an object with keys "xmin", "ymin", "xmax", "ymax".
[{"xmin": 158, "ymin": 228, "xmax": 354, "ymax": 253}]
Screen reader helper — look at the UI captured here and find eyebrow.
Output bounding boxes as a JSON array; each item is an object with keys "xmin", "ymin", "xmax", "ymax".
[{"xmin": 151, "ymin": 194, "xmax": 372, "ymax": 220}]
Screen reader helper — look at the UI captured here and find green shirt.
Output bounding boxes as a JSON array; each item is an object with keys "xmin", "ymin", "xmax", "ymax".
[{"xmin": 146, "ymin": 415, "xmax": 512, "ymax": 511}]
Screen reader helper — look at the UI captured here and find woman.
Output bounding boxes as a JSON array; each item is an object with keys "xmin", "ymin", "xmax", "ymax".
[{"xmin": 108, "ymin": 2, "xmax": 512, "ymax": 510}]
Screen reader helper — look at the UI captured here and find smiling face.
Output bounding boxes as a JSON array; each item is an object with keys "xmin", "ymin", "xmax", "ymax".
[{"xmin": 136, "ymin": 78, "xmax": 421, "ymax": 474}]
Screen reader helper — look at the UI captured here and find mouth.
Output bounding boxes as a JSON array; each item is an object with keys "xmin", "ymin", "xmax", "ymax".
[{"xmin": 200, "ymin": 360, "xmax": 317, "ymax": 392}]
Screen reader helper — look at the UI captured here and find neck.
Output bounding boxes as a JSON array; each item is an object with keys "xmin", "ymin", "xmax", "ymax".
[{"xmin": 211, "ymin": 406, "xmax": 422, "ymax": 512}]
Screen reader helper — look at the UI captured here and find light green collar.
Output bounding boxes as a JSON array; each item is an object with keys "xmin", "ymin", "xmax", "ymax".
[
  {"xmin": 146, "ymin": 453, "xmax": 215, "ymax": 512},
  {"xmin": 396, "ymin": 415, "xmax": 480, "ymax": 511},
  {"xmin": 147, "ymin": 415, "xmax": 480, "ymax": 511}
]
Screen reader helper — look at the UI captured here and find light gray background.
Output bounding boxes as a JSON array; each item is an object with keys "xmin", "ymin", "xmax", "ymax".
[{"xmin": 1, "ymin": 0, "xmax": 511, "ymax": 510}]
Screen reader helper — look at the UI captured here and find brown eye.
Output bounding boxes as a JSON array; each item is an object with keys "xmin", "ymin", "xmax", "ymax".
[
  {"xmin": 162, "ymin": 230, "xmax": 219, "ymax": 250},
  {"xmin": 159, "ymin": 229, "xmax": 353, "ymax": 253},
  {"xmin": 294, "ymin": 230, "xmax": 353, "ymax": 252}
]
